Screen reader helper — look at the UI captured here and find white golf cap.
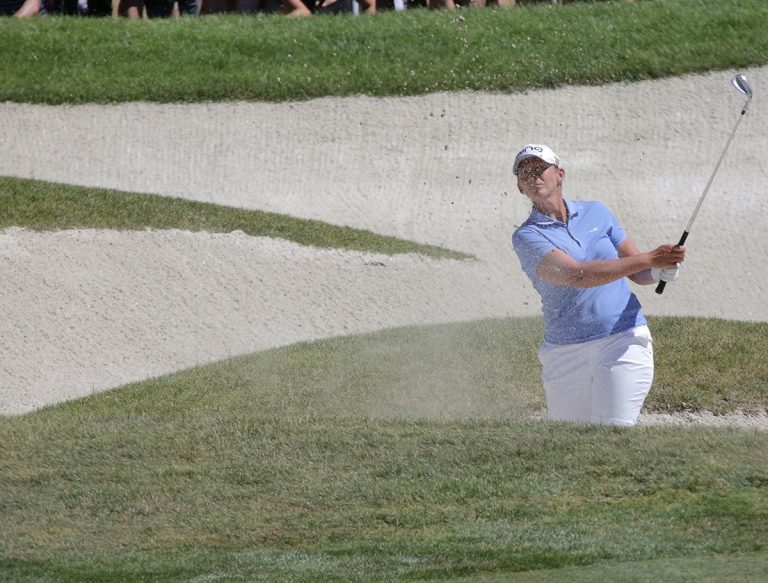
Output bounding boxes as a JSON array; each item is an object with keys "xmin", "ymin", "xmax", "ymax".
[{"xmin": 513, "ymin": 144, "xmax": 561, "ymax": 175}]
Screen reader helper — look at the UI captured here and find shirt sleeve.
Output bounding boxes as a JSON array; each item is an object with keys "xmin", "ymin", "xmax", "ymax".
[
  {"xmin": 512, "ymin": 227, "xmax": 556, "ymax": 279},
  {"xmin": 602, "ymin": 203, "xmax": 627, "ymax": 247}
]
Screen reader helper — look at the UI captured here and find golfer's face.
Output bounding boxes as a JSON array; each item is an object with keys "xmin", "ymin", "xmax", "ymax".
[{"xmin": 517, "ymin": 158, "xmax": 559, "ymax": 199}]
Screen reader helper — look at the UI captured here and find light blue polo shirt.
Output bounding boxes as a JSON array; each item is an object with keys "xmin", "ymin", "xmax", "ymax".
[{"xmin": 512, "ymin": 199, "xmax": 646, "ymax": 345}]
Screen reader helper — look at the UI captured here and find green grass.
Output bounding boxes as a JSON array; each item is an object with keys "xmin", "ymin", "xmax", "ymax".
[
  {"xmin": 652, "ymin": 317, "xmax": 768, "ymax": 414},
  {"xmin": 3, "ymin": 0, "xmax": 768, "ymax": 579},
  {"xmin": 1, "ymin": 318, "xmax": 767, "ymax": 581},
  {"xmin": 447, "ymin": 552, "xmax": 768, "ymax": 582},
  {"xmin": 0, "ymin": 176, "xmax": 470, "ymax": 258},
  {"xmin": 0, "ymin": 0, "xmax": 766, "ymax": 104},
  {"xmin": 39, "ymin": 317, "xmax": 768, "ymax": 420}
]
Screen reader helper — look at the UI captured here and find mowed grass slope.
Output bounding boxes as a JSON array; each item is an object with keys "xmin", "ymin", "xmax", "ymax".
[
  {"xmin": 0, "ymin": 0, "xmax": 766, "ymax": 104},
  {"xmin": 1, "ymin": 318, "xmax": 767, "ymax": 581},
  {"xmin": 0, "ymin": 176, "xmax": 470, "ymax": 258},
  {"xmin": 31, "ymin": 317, "xmax": 768, "ymax": 420}
]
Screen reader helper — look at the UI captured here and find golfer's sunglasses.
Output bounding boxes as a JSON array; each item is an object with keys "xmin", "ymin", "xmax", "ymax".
[{"xmin": 517, "ymin": 163, "xmax": 553, "ymax": 180}]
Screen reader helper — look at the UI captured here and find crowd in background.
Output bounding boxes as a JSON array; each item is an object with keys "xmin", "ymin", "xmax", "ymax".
[{"xmin": 4, "ymin": 0, "xmax": 630, "ymax": 19}]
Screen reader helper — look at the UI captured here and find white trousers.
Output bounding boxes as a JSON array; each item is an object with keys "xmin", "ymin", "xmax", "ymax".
[{"xmin": 538, "ymin": 325, "xmax": 654, "ymax": 427}]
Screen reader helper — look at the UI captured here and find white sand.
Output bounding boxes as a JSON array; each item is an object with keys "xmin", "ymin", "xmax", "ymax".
[{"xmin": 2, "ymin": 67, "xmax": 767, "ymax": 425}]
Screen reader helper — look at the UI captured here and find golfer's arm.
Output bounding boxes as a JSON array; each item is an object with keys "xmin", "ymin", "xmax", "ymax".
[
  {"xmin": 618, "ymin": 238, "xmax": 656, "ymax": 285},
  {"xmin": 536, "ymin": 244, "xmax": 652, "ymax": 288}
]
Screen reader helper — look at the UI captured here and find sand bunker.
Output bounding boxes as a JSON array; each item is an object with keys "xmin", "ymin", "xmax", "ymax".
[{"xmin": 2, "ymin": 67, "xmax": 766, "ymax": 424}]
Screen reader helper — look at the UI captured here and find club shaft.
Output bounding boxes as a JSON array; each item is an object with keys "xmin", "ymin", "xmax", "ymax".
[
  {"xmin": 655, "ymin": 95, "xmax": 750, "ymax": 296},
  {"xmin": 656, "ymin": 74, "xmax": 752, "ymax": 297},
  {"xmin": 684, "ymin": 107, "xmax": 747, "ymax": 233}
]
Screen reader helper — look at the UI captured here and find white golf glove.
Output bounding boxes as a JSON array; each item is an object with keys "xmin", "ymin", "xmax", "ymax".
[{"xmin": 651, "ymin": 263, "xmax": 681, "ymax": 283}]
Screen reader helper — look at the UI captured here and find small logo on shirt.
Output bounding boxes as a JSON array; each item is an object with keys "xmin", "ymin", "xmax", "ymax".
[{"xmin": 586, "ymin": 227, "xmax": 599, "ymax": 234}]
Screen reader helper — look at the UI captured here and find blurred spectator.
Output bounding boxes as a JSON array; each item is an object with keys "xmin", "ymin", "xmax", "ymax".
[
  {"xmin": 353, "ymin": 0, "xmax": 374, "ymax": 13},
  {"xmin": 200, "ymin": 0, "xmax": 257, "ymax": 14},
  {"xmin": 426, "ymin": 0, "xmax": 455, "ymax": 10},
  {"xmin": 281, "ymin": 0, "xmax": 312, "ymax": 16},
  {"xmin": 117, "ymin": 0, "xmax": 196, "ymax": 17},
  {"xmin": 175, "ymin": 0, "xmax": 197, "ymax": 14},
  {"xmin": 234, "ymin": 0, "xmax": 259, "ymax": 11},
  {"xmin": 317, "ymin": 0, "xmax": 374, "ymax": 14},
  {"xmin": 261, "ymin": 0, "xmax": 374, "ymax": 16},
  {"xmin": 203, "ymin": 0, "xmax": 306, "ymax": 15},
  {"xmin": 462, "ymin": 0, "xmax": 516, "ymax": 6},
  {"xmin": 314, "ymin": 0, "xmax": 349, "ymax": 14},
  {"xmin": 1, "ymin": 0, "xmax": 41, "ymax": 16},
  {"xmin": 119, "ymin": 0, "xmax": 174, "ymax": 17},
  {"xmin": 363, "ymin": 0, "xmax": 400, "ymax": 10},
  {"xmin": 38, "ymin": 0, "xmax": 116, "ymax": 14},
  {"xmin": 87, "ymin": 0, "xmax": 111, "ymax": 14}
]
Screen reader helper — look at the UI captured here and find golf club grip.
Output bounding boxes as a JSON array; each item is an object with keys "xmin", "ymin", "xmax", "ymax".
[{"xmin": 655, "ymin": 231, "xmax": 689, "ymax": 295}]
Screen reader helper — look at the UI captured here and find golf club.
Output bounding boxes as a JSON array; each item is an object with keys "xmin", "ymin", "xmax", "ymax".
[{"xmin": 656, "ymin": 73, "xmax": 753, "ymax": 295}]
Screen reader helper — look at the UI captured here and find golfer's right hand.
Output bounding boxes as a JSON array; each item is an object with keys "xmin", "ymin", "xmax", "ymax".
[
  {"xmin": 649, "ymin": 244, "xmax": 686, "ymax": 269},
  {"xmin": 651, "ymin": 263, "xmax": 681, "ymax": 283}
]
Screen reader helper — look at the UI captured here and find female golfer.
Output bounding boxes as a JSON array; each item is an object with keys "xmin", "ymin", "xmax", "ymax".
[{"xmin": 511, "ymin": 144, "xmax": 685, "ymax": 426}]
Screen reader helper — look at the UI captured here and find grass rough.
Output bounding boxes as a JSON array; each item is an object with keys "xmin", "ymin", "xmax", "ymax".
[
  {"xmin": 1, "ymin": 318, "xmax": 766, "ymax": 580},
  {"xmin": 0, "ymin": 176, "xmax": 470, "ymax": 259},
  {"xmin": 0, "ymin": 1, "xmax": 766, "ymax": 104}
]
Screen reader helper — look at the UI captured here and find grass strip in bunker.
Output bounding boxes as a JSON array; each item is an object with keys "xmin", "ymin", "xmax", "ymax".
[{"xmin": 0, "ymin": 176, "xmax": 469, "ymax": 259}]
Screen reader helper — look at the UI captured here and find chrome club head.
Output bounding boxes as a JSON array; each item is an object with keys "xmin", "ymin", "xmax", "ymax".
[
  {"xmin": 731, "ymin": 73, "xmax": 753, "ymax": 114},
  {"xmin": 731, "ymin": 73, "xmax": 753, "ymax": 98}
]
